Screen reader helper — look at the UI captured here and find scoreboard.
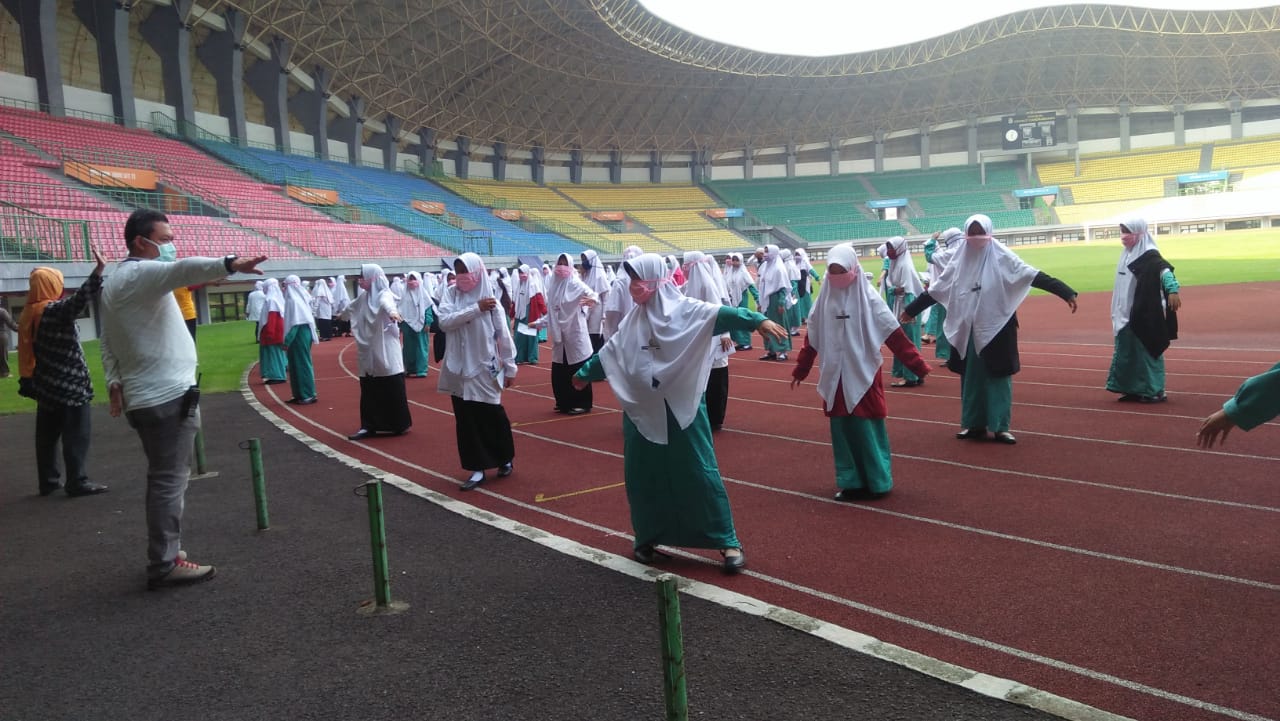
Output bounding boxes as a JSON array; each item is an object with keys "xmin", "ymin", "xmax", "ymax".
[{"xmin": 1002, "ymin": 112, "xmax": 1058, "ymax": 150}]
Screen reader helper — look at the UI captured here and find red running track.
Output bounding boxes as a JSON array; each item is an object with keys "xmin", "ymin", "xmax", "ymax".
[{"xmin": 252, "ymin": 282, "xmax": 1280, "ymax": 721}]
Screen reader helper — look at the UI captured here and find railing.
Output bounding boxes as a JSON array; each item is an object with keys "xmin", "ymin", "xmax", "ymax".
[
  {"xmin": 0, "ymin": 94, "xmax": 158, "ymax": 131},
  {"xmin": 0, "ymin": 210, "xmax": 92, "ymax": 262}
]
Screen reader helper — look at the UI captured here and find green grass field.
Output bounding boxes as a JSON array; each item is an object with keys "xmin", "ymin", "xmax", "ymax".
[{"xmin": 0, "ymin": 320, "xmax": 261, "ymax": 415}]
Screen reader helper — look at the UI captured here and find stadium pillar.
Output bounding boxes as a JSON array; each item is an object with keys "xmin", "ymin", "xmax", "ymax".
[
  {"xmin": 346, "ymin": 96, "xmax": 366, "ymax": 166},
  {"xmin": 828, "ymin": 136, "xmax": 840, "ymax": 176},
  {"xmin": 700, "ymin": 148, "xmax": 713, "ymax": 183},
  {"xmin": 72, "ymin": 0, "xmax": 135, "ymax": 127},
  {"xmin": 1173, "ymin": 103, "xmax": 1186, "ymax": 146},
  {"xmin": 412, "ymin": 127, "xmax": 437, "ymax": 175},
  {"xmin": 569, "ymin": 147, "xmax": 583, "ymax": 184},
  {"xmin": 966, "ymin": 115, "xmax": 979, "ymax": 165},
  {"xmin": 139, "ymin": 0, "xmax": 196, "ymax": 128},
  {"xmin": 244, "ymin": 36, "xmax": 292, "ymax": 153},
  {"xmin": 455, "ymin": 136, "xmax": 471, "ymax": 179},
  {"xmin": 492, "ymin": 141, "xmax": 508, "ymax": 181},
  {"xmin": 370, "ymin": 114, "xmax": 402, "ymax": 172},
  {"xmin": 530, "ymin": 145, "xmax": 545, "ymax": 184},
  {"xmin": 287, "ymin": 65, "xmax": 331, "ymax": 160},
  {"xmin": 1118, "ymin": 101, "xmax": 1131, "ymax": 152},
  {"xmin": 1228, "ymin": 98, "xmax": 1243, "ymax": 140},
  {"xmin": 650, "ymin": 149, "xmax": 662, "ymax": 183},
  {"xmin": 609, "ymin": 148, "xmax": 622, "ymax": 184},
  {"xmin": 3, "ymin": 0, "xmax": 65, "ymax": 116},
  {"xmin": 873, "ymin": 131, "xmax": 885, "ymax": 173},
  {"xmin": 1066, "ymin": 102, "xmax": 1079, "ymax": 145},
  {"xmin": 919, "ymin": 126, "xmax": 930, "ymax": 170},
  {"xmin": 785, "ymin": 142, "xmax": 796, "ymax": 178},
  {"xmin": 194, "ymin": 8, "xmax": 247, "ymax": 145},
  {"xmin": 742, "ymin": 144, "xmax": 753, "ymax": 180}
]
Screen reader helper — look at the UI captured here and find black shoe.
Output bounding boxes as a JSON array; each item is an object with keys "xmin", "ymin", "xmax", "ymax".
[
  {"xmin": 955, "ymin": 428, "xmax": 987, "ymax": 440},
  {"xmin": 553, "ymin": 406, "xmax": 566, "ymax": 414},
  {"xmin": 39, "ymin": 482, "xmax": 63, "ymax": 497},
  {"xmin": 285, "ymin": 397, "xmax": 300, "ymax": 404},
  {"xmin": 264, "ymin": 379, "xmax": 286, "ymax": 385},
  {"xmin": 296, "ymin": 397, "xmax": 318, "ymax": 405},
  {"xmin": 721, "ymin": 549, "xmax": 746, "ymax": 575},
  {"xmin": 65, "ymin": 482, "xmax": 109, "ymax": 497},
  {"xmin": 347, "ymin": 429, "xmax": 371, "ymax": 441},
  {"xmin": 460, "ymin": 472, "xmax": 484, "ymax": 491},
  {"xmin": 1117, "ymin": 393, "xmax": 1141, "ymax": 402},
  {"xmin": 497, "ymin": 462, "xmax": 513, "ymax": 477},
  {"xmin": 566, "ymin": 408, "xmax": 589, "ymax": 416},
  {"xmin": 834, "ymin": 488, "xmax": 864, "ymax": 502},
  {"xmin": 735, "ymin": 345, "xmax": 751, "ymax": 352},
  {"xmin": 1140, "ymin": 392, "xmax": 1167, "ymax": 404},
  {"xmin": 634, "ymin": 544, "xmax": 656, "ymax": 564},
  {"xmin": 759, "ymin": 353, "xmax": 777, "ymax": 361},
  {"xmin": 993, "ymin": 431, "xmax": 1017, "ymax": 445}
]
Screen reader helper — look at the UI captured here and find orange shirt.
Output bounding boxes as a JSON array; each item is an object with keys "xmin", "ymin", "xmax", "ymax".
[{"xmin": 172, "ymin": 286, "xmax": 197, "ymax": 321}]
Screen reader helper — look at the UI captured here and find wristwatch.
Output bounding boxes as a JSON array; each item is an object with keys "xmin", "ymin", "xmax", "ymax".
[{"xmin": 223, "ymin": 254, "xmax": 238, "ymax": 273}]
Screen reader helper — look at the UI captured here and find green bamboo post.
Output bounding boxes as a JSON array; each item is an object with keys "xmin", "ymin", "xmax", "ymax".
[
  {"xmin": 192, "ymin": 426, "xmax": 209, "ymax": 475},
  {"xmin": 656, "ymin": 574, "xmax": 689, "ymax": 721},
  {"xmin": 365, "ymin": 480, "xmax": 392, "ymax": 608},
  {"xmin": 246, "ymin": 438, "xmax": 269, "ymax": 530}
]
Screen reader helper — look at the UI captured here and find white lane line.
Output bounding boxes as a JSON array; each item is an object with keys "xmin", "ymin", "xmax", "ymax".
[
  {"xmin": 243, "ymin": 369, "xmax": 1274, "ymax": 721},
  {"xmin": 1018, "ymin": 351, "xmax": 1276, "ymax": 366},
  {"xmin": 1022, "ymin": 340, "xmax": 1280, "ymax": 354}
]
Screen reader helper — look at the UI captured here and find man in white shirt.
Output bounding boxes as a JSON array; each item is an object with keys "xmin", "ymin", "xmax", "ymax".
[{"xmin": 101, "ymin": 209, "xmax": 266, "ymax": 590}]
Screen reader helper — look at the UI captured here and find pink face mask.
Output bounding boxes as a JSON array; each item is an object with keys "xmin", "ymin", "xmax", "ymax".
[
  {"xmin": 826, "ymin": 271, "xmax": 857, "ymax": 289},
  {"xmin": 554, "ymin": 265, "xmax": 574, "ymax": 278},
  {"xmin": 630, "ymin": 279, "xmax": 660, "ymax": 305},
  {"xmin": 1121, "ymin": 233, "xmax": 1138, "ymax": 248},
  {"xmin": 454, "ymin": 272, "xmax": 481, "ymax": 292},
  {"xmin": 967, "ymin": 234, "xmax": 993, "ymax": 249},
  {"xmin": 407, "ymin": 279, "xmax": 420, "ymax": 289}
]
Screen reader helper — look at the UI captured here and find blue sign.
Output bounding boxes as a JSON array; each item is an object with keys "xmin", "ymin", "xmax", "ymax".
[
  {"xmin": 866, "ymin": 198, "xmax": 909, "ymax": 209},
  {"xmin": 1177, "ymin": 171, "xmax": 1229, "ymax": 184},
  {"xmin": 723, "ymin": 208, "xmax": 744, "ymax": 218},
  {"xmin": 1013, "ymin": 186, "xmax": 1060, "ymax": 198}
]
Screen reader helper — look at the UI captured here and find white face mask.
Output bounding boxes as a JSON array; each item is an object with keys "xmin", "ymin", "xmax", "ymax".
[{"xmin": 146, "ymin": 238, "xmax": 178, "ymax": 262}]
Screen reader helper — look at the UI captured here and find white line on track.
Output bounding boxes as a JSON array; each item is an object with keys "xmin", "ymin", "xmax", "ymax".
[
  {"xmin": 1023, "ymin": 340, "xmax": 1280, "ymax": 354},
  {"xmin": 247, "ymin": 362, "xmax": 1277, "ymax": 721}
]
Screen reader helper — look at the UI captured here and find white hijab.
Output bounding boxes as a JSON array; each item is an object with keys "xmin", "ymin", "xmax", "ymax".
[
  {"xmin": 757, "ymin": 244, "xmax": 790, "ymax": 301},
  {"xmin": 398, "ymin": 271, "xmax": 431, "ymax": 332},
  {"xmin": 390, "ymin": 276, "xmax": 405, "ymax": 300},
  {"xmin": 782, "ymin": 249, "xmax": 801, "ymax": 281},
  {"xmin": 545, "ymin": 252, "xmax": 594, "ymax": 344},
  {"xmin": 259, "ymin": 278, "xmax": 285, "ymax": 341},
  {"xmin": 807, "ymin": 244, "xmax": 901, "ymax": 411},
  {"xmin": 580, "ymin": 249, "xmax": 611, "ymax": 296},
  {"xmin": 928, "ymin": 227, "xmax": 964, "ymax": 275},
  {"xmin": 884, "ymin": 236, "xmax": 925, "ymax": 302},
  {"xmin": 928, "ymin": 214, "xmax": 1039, "ymax": 359},
  {"xmin": 722, "ymin": 252, "xmax": 756, "ymax": 306},
  {"xmin": 311, "ymin": 276, "xmax": 333, "ymax": 305},
  {"xmin": 351, "ymin": 264, "xmax": 394, "ymax": 345},
  {"xmin": 605, "ymin": 245, "xmax": 643, "ymax": 322},
  {"xmin": 439, "ymin": 253, "xmax": 510, "ymax": 379},
  {"xmin": 513, "ymin": 263, "xmax": 545, "ymax": 315},
  {"xmin": 1111, "ymin": 217, "xmax": 1160, "ymax": 336},
  {"xmin": 331, "ymin": 276, "xmax": 351, "ymax": 313},
  {"xmin": 598, "ymin": 254, "xmax": 722, "ymax": 445},
  {"xmin": 682, "ymin": 250, "xmax": 728, "ymax": 304},
  {"xmin": 282, "ymin": 275, "xmax": 318, "ymax": 344}
]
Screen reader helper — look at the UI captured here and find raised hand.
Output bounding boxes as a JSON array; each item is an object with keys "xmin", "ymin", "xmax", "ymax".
[
  {"xmin": 91, "ymin": 246, "xmax": 106, "ymax": 276},
  {"xmin": 231, "ymin": 255, "xmax": 269, "ymax": 275}
]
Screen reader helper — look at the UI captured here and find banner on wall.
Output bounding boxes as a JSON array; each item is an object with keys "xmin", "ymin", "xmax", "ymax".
[
  {"xmin": 412, "ymin": 200, "xmax": 445, "ymax": 215},
  {"xmin": 63, "ymin": 161, "xmax": 157, "ymax": 190},
  {"xmin": 590, "ymin": 211, "xmax": 626, "ymax": 221},
  {"xmin": 493, "ymin": 209, "xmax": 522, "ymax": 221},
  {"xmin": 286, "ymin": 185, "xmax": 339, "ymax": 205},
  {"xmin": 705, "ymin": 208, "xmax": 743, "ymax": 219}
]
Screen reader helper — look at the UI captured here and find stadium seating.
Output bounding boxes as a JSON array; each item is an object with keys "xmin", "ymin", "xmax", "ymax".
[
  {"xmin": 553, "ymin": 184, "xmax": 719, "ymax": 210},
  {"xmin": 1210, "ymin": 137, "xmax": 1280, "ymax": 169}
]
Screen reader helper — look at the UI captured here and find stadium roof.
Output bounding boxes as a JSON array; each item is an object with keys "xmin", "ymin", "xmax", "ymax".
[{"xmin": 210, "ymin": 1, "xmax": 1280, "ymax": 152}]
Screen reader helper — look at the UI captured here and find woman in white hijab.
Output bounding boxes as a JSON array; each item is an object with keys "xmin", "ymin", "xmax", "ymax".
[
  {"xmin": 901, "ymin": 214, "xmax": 1078, "ymax": 444},
  {"xmin": 603, "ymin": 245, "xmax": 643, "ymax": 340},
  {"xmin": 882, "ymin": 236, "xmax": 926, "ymax": 387},
  {"xmin": 793, "ymin": 248, "xmax": 820, "ymax": 323},
  {"xmin": 437, "ymin": 253, "xmax": 518, "ymax": 490},
  {"xmin": 245, "ymin": 280, "xmax": 266, "ymax": 342},
  {"xmin": 580, "ymin": 249, "xmax": 611, "ymax": 351},
  {"xmin": 1107, "ymin": 218, "xmax": 1181, "ymax": 403},
  {"xmin": 398, "ymin": 271, "xmax": 432, "ymax": 378},
  {"xmin": 331, "ymin": 276, "xmax": 353, "ymax": 336},
  {"xmin": 512, "ymin": 263, "xmax": 547, "ymax": 365},
  {"xmin": 755, "ymin": 244, "xmax": 793, "ymax": 360},
  {"xmin": 348, "ymin": 263, "xmax": 410, "ymax": 441},
  {"xmin": 681, "ymin": 250, "xmax": 733, "ymax": 430},
  {"xmin": 722, "ymin": 252, "xmax": 760, "ymax": 351},
  {"xmin": 546, "ymin": 251, "xmax": 599, "ymax": 414},
  {"xmin": 922, "ymin": 228, "xmax": 964, "ymax": 361},
  {"xmin": 257, "ymin": 278, "xmax": 288, "ymax": 384},
  {"xmin": 281, "ymin": 275, "xmax": 319, "ymax": 404},
  {"xmin": 790, "ymin": 244, "xmax": 930, "ymax": 500},
  {"xmin": 572, "ymin": 253, "xmax": 786, "ymax": 573},
  {"xmin": 311, "ymin": 276, "xmax": 334, "ymax": 341},
  {"xmin": 780, "ymin": 248, "xmax": 803, "ymax": 334}
]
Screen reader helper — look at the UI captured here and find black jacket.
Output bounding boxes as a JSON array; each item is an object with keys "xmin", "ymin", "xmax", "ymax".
[{"xmin": 1124, "ymin": 250, "xmax": 1178, "ymax": 359}]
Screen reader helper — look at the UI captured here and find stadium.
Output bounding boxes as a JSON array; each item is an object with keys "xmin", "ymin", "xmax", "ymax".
[{"xmin": 0, "ymin": 2, "xmax": 1276, "ymax": 721}]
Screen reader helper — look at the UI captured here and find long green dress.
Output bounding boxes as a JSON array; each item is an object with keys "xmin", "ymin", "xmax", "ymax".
[
  {"xmin": 1106, "ymin": 270, "xmax": 1179, "ymax": 398},
  {"xmin": 1223, "ymin": 361, "xmax": 1280, "ymax": 430},
  {"xmin": 795, "ymin": 269, "xmax": 819, "ymax": 322},
  {"xmin": 730, "ymin": 285, "xmax": 760, "ymax": 348},
  {"xmin": 576, "ymin": 306, "xmax": 764, "ymax": 551},
  {"xmin": 959, "ymin": 336, "xmax": 1014, "ymax": 433},
  {"xmin": 921, "ymin": 244, "xmax": 950, "ymax": 360},
  {"xmin": 763, "ymin": 290, "xmax": 792, "ymax": 355},
  {"xmin": 784, "ymin": 279, "xmax": 802, "ymax": 330},
  {"xmin": 284, "ymin": 324, "xmax": 316, "ymax": 400},
  {"xmin": 889, "ymin": 291, "xmax": 921, "ymax": 383},
  {"xmin": 400, "ymin": 309, "xmax": 430, "ymax": 378}
]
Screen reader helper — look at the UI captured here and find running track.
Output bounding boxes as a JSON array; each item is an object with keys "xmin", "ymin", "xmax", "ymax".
[{"xmin": 250, "ymin": 282, "xmax": 1280, "ymax": 721}]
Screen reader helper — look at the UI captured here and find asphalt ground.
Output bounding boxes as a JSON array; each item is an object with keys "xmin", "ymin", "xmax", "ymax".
[{"xmin": 0, "ymin": 392, "xmax": 1063, "ymax": 721}]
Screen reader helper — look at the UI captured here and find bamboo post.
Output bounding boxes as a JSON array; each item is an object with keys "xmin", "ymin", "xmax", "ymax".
[{"xmin": 656, "ymin": 574, "xmax": 688, "ymax": 721}]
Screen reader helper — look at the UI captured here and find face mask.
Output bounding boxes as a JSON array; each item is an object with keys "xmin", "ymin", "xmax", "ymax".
[
  {"xmin": 1121, "ymin": 233, "xmax": 1138, "ymax": 249},
  {"xmin": 358, "ymin": 278, "xmax": 371, "ymax": 290},
  {"xmin": 885, "ymin": 244, "xmax": 899, "ymax": 260},
  {"xmin": 967, "ymin": 234, "xmax": 992, "ymax": 250},
  {"xmin": 827, "ymin": 271, "xmax": 856, "ymax": 289},
  {"xmin": 147, "ymin": 238, "xmax": 177, "ymax": 262},
  {"xmin": 554, "ymin": 265, "xmax": 573, "ymax": 278},
  {"xmin": 407, "ymin": 280, "xmax": 420, "ymax": 289},
  {"xmin": 455, "ymin": 272, "xmax": 481, "ymax": 292},
  {"xmin": 630, "ymin": 279, "xmax": 659, "ymax": 305},
  {"xmin": 518, "ymin": 273, "xmax": 528, "ymax": 281}
]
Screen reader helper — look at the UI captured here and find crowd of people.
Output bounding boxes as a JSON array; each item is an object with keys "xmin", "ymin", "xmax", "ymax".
[{"xmin": 9, "ymin": 209, "xmax": 1276, "ymax": 589}]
